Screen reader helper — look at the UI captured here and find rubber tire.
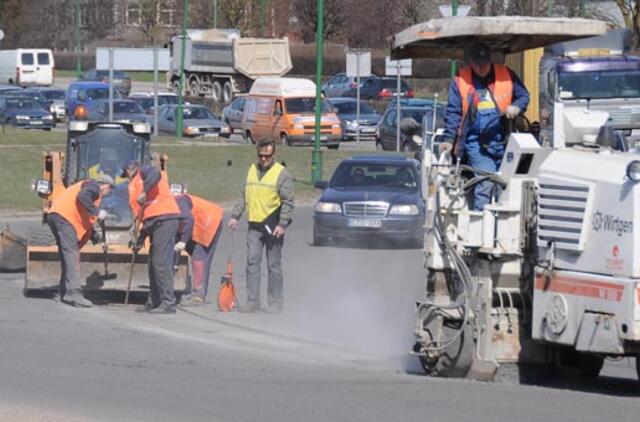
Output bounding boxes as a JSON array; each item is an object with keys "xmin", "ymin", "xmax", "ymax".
[
  {"xmin": 313, "ymin": 227, "xmax": 328, "ymax": 247},
  {"xmin": 188, "ymin": 77, "xmax": 200, "ymax": 97},
  {"xmin": 222, "ymin": 81, "xmax": 233, "ymax": 105},
  {"xmin": 280, "ymin": 133, "xmax": 290, "ymax": 146},
  {"xmin": 246, "ymin": 131, "xmax": 255, "ymax": 144},
  {"xmin": 327, "ymin": 144, "xmax": 339, "ymax": 150},
  {"xmin": 574, "ymin": 353, "xmax": 605, "ymax": 379},
  {"xmin": 419, "ymin": 318, "xmax": 474, "ymax": 378},
  {"xmin": 212, "ymin": 81, "xmax": 223, "ymax": 104}
]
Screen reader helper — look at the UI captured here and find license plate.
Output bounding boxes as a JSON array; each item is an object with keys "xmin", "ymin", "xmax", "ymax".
[
  {"xmin": 361, "ymin": 127, "xmax": 375, "ymax": 133},
  {"xmin": 30, "ymin": 121, "xmax": 42, "ymax": 125},
  {"xmin": 348, "ymin": 218, "xmax": 381, "ymax": 228},
  {"xmin": 204, "ymin": 133, "xmax": 218, "ymax": 138}
]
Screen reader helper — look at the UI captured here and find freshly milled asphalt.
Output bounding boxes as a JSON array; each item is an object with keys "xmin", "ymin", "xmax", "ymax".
[{"xmin": 0, "ymin": 206, "xmax": 638, "ymax": 422}]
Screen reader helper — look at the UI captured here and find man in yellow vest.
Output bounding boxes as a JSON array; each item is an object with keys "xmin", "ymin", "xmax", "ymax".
[
  {"xmin": 443, "ymin": 42, "xmax": 530, "ymax": 210},
  {"xmin": 47, "ymin": 175, "xmax": 114, "ymax": 307},
  {"xmin": 228, "ymin": 139, "xmax": 294, "ymax": 313}
]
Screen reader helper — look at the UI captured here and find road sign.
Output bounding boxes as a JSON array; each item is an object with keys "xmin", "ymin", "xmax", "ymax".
[
  {"xmin": 438, "ymin": 5, "xmax": 471, "ymax": 17},
  {"xmin": 96, "ymin": 48, "xmax": 170, "ymax": 71},
  {"xmin": 346, "ymin": 52, "xmax": 371, "ymax": 78},
  {"xmin": 385, "ymin": 57, "xmax": 412, "ymax": 76}
]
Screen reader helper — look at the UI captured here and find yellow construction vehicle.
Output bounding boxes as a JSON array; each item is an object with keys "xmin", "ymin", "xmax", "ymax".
[{"xmin": 26, "ymin": 121, "xmax": 189, "ymax": 297}]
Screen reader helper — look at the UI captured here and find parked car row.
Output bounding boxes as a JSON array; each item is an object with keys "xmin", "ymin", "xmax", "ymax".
[{"xmin": 321, "ymin": 73, "xmax": 414, "ymax": 100}]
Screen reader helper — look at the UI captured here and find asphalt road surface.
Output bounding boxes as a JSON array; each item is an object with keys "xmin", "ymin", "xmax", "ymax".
[{"xmin": 1, "ymin": 207, "xmax": 639, "ymax": 422}]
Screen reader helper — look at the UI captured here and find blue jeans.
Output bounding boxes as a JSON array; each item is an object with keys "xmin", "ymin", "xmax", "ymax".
[{"xmin": 465, "ymin": 141, "xmax": 502, "ymax": 211}]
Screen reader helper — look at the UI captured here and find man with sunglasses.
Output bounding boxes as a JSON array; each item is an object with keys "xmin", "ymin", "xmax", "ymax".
[{"xmin": 228, "ymin": 138, "xmax": 294, "ymax": 313}]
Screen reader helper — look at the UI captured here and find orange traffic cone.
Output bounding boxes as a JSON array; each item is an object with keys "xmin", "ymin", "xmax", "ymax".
[{"xmin": 218, "ymin": 257, "xmax": 236, "ymax": 311}]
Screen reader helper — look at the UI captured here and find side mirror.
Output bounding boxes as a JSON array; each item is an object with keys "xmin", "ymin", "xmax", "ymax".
[
  {"xmin": 32, "ymin": 178, "xmax": 51, "ymax": 196},
  {"xmin": 314, "ymin": 180, "xmax": 328, "ymax": 189},
  {"xmin": 170, "ymin": 183, "xmax": 187, "ymax": 195}
]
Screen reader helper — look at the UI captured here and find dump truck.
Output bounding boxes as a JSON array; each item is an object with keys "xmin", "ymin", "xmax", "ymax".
[
  {"xmin": 167, "ymin": 28, "xmax": 292, "ymax": 106},
  {"xmin": 393, "ymin": 16, "xmax": 640, "ymax": 382},
  {"xmin": 25, "ymin": 121, "xmax": 189, "ymax": 297}
]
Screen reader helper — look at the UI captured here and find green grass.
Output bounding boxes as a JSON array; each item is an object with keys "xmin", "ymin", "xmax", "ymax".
[
  {"xmin": 0, "ymin": 127, "xmax": 355, "ymax": 212},
  {"xmin": 56, "ymin": 70, "xmax": 158, "ymax": 83}
]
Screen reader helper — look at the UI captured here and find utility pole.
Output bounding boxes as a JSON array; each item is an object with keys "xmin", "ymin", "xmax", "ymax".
[
  {"xmin": 311, "ymin": 0, "xmax": 324, "ymax": 184},
  {"xmin": 75, "ymin": 0, "xmax": 81, "ymax": 78},
  {"xmin": 176, "ymin": 0, "xmax": 188, "ymax": 137},
  {"xmin": 579, "ymin": 0, "xmax": 585, "ymax": 17},
  {"xmin": 547, "ymin": 0, "xmax": 553, "ymax": 17},
  {"xmin": 450, "ymin": 0, "xmax": 458, "ymax": 78},
  {"xmin": 213, "ymin": 0, "xmax": 217, "ymax": 28}
]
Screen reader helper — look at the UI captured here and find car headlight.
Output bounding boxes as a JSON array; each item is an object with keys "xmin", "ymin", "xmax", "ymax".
[
  {"xmin": 44, "ymin": 115, "xmax": 53, "ymax": 120},
  {"xmin": 16, "ymin": 115, "xmax": 29, "ymax": 120},
  {"xmin": 626, "ymin": 160, "xmax": 640, "ymax": 182},
  {"xmin": 221, "ymin": 125, "xmax": 230, "ymax": 133},
  {"xmin": 389, "ymin": 204, "xmax": 419, "ymax": 215},
  {"xmin": 293, "ymin": 123, "xmax": 304, "ymax": 129},
  {"xmin": 184, "ymin": 126, "xmax": 199, "ymax": 135},
  {"xmin": 315, "ymin": 202, "xmax": 342, "ymax": 213},
  {"xmin": 345, "ymin": 120, "xmax": 358, "ymax": 130}
]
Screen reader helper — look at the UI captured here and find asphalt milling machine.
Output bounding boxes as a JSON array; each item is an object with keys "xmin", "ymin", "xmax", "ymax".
[
  {"xmin": 25, "ymin": 121, "xmax": 189, "ymax": 301},
  {"xmin": 393, "ymin": 16, "xmax": 640, "ymax": 382}
]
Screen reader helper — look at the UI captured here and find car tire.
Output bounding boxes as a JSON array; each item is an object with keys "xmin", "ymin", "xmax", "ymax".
[
  {"xmin": 313, "ymin": 227, "xmax": 328, "ymax": 247},
  {"xmin": 222, "ymin": 81, "xmax": 233, "ymax": 105},
  {"xmin": 212, "ymin": 81, "xmax": 223, "ymax": 104},
  {"xmin": 280, "ymin": 132, "xmax": 290, "ymax": 146},
  {"xmin": 224, "ymin": 118, "xmax": 233, "ymax": 132}
]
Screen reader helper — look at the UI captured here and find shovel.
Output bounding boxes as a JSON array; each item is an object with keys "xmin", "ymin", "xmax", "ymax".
[{"xmin": 99, "ymin": 221, "xmax": 117, "ymax": 281}]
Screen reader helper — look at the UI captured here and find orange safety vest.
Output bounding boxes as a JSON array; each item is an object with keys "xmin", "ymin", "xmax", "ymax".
[
  {"xmin": 187, "ymin": 194, "xmax": 223, "ymax": 247},
  {"xmin": 49, "ymin": 181, "xmax": 100, "ymax": 242},
  {"xmin": 456, "ymin": 64, "xmax": 513, "ymax": 117},
  {"xmin": 128, "ymin": 170, "xmax": 180, "ymax": 221}
]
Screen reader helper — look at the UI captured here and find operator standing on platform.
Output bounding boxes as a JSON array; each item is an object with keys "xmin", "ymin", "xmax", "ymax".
[
  {"xmin": 123, "ymin": 161, "xmax": 181, "ymax": 314},
  {"xmin": 443, "ymin": 42, "xmax": 530, "ymax": 210},
  {"xmin": 48, "ymin": 175, "xmax": 114, "ymax": 308},
  {"xmin": 228, "ymin": 139, "xmax": 294, "ymax": 313},
  {"xmin": 174, "ymin": 193, "xmax": 224, "ymax": 306}
]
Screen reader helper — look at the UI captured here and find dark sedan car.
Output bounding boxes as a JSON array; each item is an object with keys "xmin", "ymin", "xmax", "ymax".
[
  {"xmin": 0, "ymin": 96, "xmax": 55, "ymax": 130},
  {"xmin": 313, "ymin": 155, "xmax": 424, "ymax": 248},
  {"xmin": 86, "ymin": 99, "xmax": 150, "ymax": 125},
  {"xmin": 328, "ymin": 98, "xmax": 381, "ymax": 141},
  {"xmin": 79, "ymin": 69, "xmax": 132, "ymax": 97},
  {"xmin": 344, "ymin": 76, "xmax": 413, "ymax": 101},
  {"xmin": 377, "ymin": 106, "xmax": 444, "ymax": 152},
  {"xmin": 158, "ymin": 104, "xmax": 231, "ymax": 138}
]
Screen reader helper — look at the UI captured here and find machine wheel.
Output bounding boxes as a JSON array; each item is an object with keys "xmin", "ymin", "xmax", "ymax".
[
  {"xmin": 222, "ymin": 81, "xmax": 234, "ymax": 104},
  {"xmin": 212, "ymin": 81, "xmax": 223, "ymax": 104},
  {"xmin": 574, "ymin": 353, "xmax": 605, "ymax": 378},
  {"xmin": 280, "ymin": 132, "xmax": 290, "ymax": 146},
  {"xmin": 418, "ymin": 316, "xmax": 474, "ymax": 378}
]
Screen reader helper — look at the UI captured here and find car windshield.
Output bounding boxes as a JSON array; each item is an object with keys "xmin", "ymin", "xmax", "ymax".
[
  {"xmin": 332, "ymin": 101, "xmax": 375, "ymax": 115},
  {"xmin": 132, "ymin": 97, "xmax": 154, "ymax": 111},
  {"xmin": 285, "ymin": 98, "xmax": 332, "ymax": 114},
  {"xmin": 331, "ymin": 162, "xmax": 418, "ymax": 190},
  {"xmin": 380, "ymin": 79, "xmax": 410, "ymax": 89},
  {"xmin": 114, "ymin": 101, "xmax": 143, "ymax": 114},
  {"xmin": 86, "ymin": 88, "xmax": 110, "ymax": 100},
  {"xmin": 183, "ymin": 107, "xmax": 214, "ymax": 120},
  {"xmin": 402, "ymin": 109, "xmax": 427, "ymax": 123},
  {"xmin": 95, "ymin": 70, "xmax": 127, "ymax": 79},
  {"xmin": 6, "ymin": 98, "xmax": 39, "ymax": 109},
  {"xmin": 558, "ymin": 69, "xmax": 640, "ymax": 100},
  {"xmin": 41, "ymin": 90, "xmax": 65, "ymax": 100},
  {"xmin": 159, "ymin": 95, "xmax": 178, "ymax": 105}
]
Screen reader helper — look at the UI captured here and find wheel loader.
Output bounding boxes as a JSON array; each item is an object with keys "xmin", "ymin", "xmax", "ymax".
[
  {"xmin": 25, "ymin": 120, "xmax": 189, "ymax": 297},
  {"xmin": 392, "ymin": 16, "xmax": 640, "ymax": 381}
]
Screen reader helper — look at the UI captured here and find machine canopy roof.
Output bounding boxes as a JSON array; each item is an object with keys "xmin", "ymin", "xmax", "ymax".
[{"xmin": 391, "ymin": 16, "xmax": 608, "ymax": 60}]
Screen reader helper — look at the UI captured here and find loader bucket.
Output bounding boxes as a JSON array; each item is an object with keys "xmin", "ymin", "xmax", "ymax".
[
  {"xmin": 0, "ymin": 227, "xmax": 27, "ymax": 272},
  {"xmin": 24, "ymin": 244, "xmax": 190, "ymax": 296}
]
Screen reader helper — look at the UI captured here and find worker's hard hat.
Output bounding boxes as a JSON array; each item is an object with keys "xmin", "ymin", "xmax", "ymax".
[
  {"xmin": 95, "ymin": 174, "xmax": 114, "ymax": 186},
  {"xmin": 469, "ymin": 42, "xmax": 491, "ymax": 65}
]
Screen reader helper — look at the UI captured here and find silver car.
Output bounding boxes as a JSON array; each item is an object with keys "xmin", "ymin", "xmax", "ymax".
[{"xmin": 157, "ymin": 104, "xmax": 231, "ymax": 138}]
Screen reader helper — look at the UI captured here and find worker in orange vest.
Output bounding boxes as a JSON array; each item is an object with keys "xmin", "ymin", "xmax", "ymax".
[
  {"xmin": 47, "ymin": 175, "xmax": 114, "ymax": 307},
  {"xmin": 174, "ymin": 193, "xmax": 224, "ymax": 306},
  {"xmin": 122, "ymin": 160, "xmax": 181, "ymax": 314},
  {"xmin": 443, "ymin": 42, "xmax": 530, "ymax": 210}
]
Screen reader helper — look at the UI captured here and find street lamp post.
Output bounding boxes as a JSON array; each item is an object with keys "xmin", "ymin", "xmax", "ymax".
[
  {"xmin": 176, "ymin": 0, "xmax": 188, "ymax": 137},
  {"xmin": 75, "ymin": 0, "xmax": 81, "ymax": 78},
  {"xmin": 213, "ymin": 0, "xmax": 217, "ymax": 28},
  {"xmin": 450, "ymin": 0, "xmax": 458, "ymax": 79},
  {"xmin": 311, "ymin": 0, "xmax": 324, "ymax": 184}
]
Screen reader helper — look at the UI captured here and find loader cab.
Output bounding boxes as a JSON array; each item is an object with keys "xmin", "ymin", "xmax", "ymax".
[{"xmin": 65, "ymin": 121, "xmax": 152, "ymax": 228}]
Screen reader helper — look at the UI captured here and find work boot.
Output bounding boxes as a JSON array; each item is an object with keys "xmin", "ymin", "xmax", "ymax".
[
  {"xmin": 180, "ymin": 295, "xmax": 205, "ymax": 307},
  {"xmin": 62, "ymin": 294, "xmax": 92, "ymax": 308},
  {"xmin": 266, "ymin": 302, "xmax": 283, "ymax": 314},
  {"xmin": 237, "ymin": 302, "xmax": 261, "ymax": 313},
  {"xmin": 147, "ymin": 304, "xmax": 177, "ymax": 314}
]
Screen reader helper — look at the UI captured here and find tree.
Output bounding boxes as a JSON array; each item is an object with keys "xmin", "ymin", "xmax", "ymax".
[
  {"xmin": 615, "ymin": 0, "xmax": 640, "ymax": 48},
  {"xmin": 292, "ymin": 0, "xmax": 345, "ymax": 43}
]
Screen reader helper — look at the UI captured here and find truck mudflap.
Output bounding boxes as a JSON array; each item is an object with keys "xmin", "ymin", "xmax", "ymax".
[
  {"xmin": 24, "ymin": 244, "xmax": 190, "ymax": 294},
  {"xmin": 532, "ymin": 270, "xmax": 640, "ymax": 351}
]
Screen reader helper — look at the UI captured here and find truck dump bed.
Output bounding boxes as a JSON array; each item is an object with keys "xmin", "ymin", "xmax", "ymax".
[{"xmin": 391, "ymin": 16, "xmax": 607, "ymax": 60}]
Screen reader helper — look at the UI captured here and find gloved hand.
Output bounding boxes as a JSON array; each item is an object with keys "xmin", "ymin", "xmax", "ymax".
[
  {"xmin": 174, "ymin": 241, "xmax": 186, "ymax": 252},
  {"xmin": 505, "ymin": 105, "xmax": 521, "ymax": 119},
  {"xmin": 136, "ymin": 192, "xmax": 147, "ymax": 205},
  {"xmin": 97, "ymin": 209, "xmax": 108, "ymax": 221}
]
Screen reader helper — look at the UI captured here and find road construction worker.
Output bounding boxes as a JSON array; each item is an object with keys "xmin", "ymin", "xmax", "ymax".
[
  {"xmin": 47, "ymin": 175, "xmax": 114, "ymax": 307},
  {"xmin": 122, "ymin": 160, "xmax": 181, "ymax": 314},
  {"xmin": 174, "ymin": 193, "xmax": 224, "ymax": 306},
  {"xmin": 87, "ymin": 149, "xmax": 128, "ymax": 185},
  {"xmin": 443, "ymin": 42, "xmax": 530, "ymax": 210},
  {"xmin": 228, "ymin": 139, "xmax": 294, "ymax": 313}
]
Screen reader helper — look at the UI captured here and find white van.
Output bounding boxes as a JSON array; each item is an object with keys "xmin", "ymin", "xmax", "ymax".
[{"xmin": 0, "ymin": 49, "xmax": 54, "ymax": 86}]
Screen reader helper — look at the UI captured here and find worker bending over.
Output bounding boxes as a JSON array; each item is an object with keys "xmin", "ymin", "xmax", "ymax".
[
  {"xmin": 174, "ymin": 193, "xmax": 224, "ymax": 306},
  {"xmin": 48, "ymin": 175, "xmax": 113, "ymax": 307},
  {"xmin": 123, "ymin": 161, "xmax": 181, "ymax": 314},
  {"xmin": 443, "ymin": 42, "xmax": 530, "ymax": 210}
]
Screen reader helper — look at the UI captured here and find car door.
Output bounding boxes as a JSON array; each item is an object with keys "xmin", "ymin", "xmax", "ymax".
[
  {"xmin": 19, "ymin": 51, "xmax": 36, "ymax": 86},
  {"xmin": 324, "ymin": 74, "xmax": 340, "ymax": 98},
  {"xmin": 35, "ymin": 51, "xmax": 53, "ymax": 86},
  {"xmin": 230, "ymin": 98, "xmax": 245, "ymax": 128},
  {"xmin": 380, "ymin": 110, "xmax": 398, "ymax": 150},
  {"xmin": 159, "ymin": 106, "xmax": 173, "ymax": 133},
  {"xmin": 360, "ymin": 78, "xmax": 375, "ymax": 100}
]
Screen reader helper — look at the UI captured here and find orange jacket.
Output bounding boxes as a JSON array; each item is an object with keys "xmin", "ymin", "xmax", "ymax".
[
  {"xmin": 49, "ymin": 181, "xmax": 100, "ymax": 242},
  {"xmin": 456, "ymin": 64, "xmax": 513, "ymax": 117},
  {"xmin": 187, "ymin": 194, "xmax": 223, "ymax": 247},
  {"xmin": 128, "ymin": 170, "xmax": 180, "ymax": 221}
]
